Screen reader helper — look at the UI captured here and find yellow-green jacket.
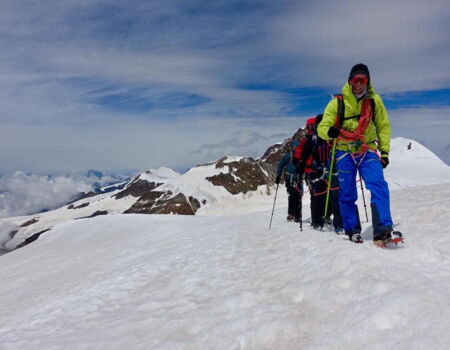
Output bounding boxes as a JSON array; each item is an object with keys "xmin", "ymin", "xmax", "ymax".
[{"xmin": 317, "ymin": 83, "xmax": 391, "ymax": 154}]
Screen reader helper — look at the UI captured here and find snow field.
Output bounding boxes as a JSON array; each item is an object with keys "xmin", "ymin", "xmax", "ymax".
[{"xmin": 1, "ymin": 183, "xmax": 450, "ymax": 349}]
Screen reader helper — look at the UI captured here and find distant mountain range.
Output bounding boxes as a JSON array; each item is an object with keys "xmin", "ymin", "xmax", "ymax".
[{"xmin": 2, "ymin": 129, "xmax": 450, "ymax": 254}]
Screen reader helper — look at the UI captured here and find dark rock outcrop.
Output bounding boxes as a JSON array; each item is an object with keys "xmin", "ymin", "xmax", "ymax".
[
  {"xmin": 76, "ymin": 210, "xmax": 109, "ymax": 219},
  {"xmin": 114, "ymin": 179, "xmax": 162, "ymax": 200},
  {"xmin": 259, "ymin": 128, "xmax": 304, "ymax": 168},
  {"xmin": 16, "ymin": 229, "xmax": 51, "ymax": 249},
  {"xmin": 20, "ymin": 218, "xmax": 39, "ymax": 227},
  {"xmin": 258, "ymin": 128, "xmax": 305, "ymax": 183},
  {"xmin": 204, "ymin": 128, "xmax": 305, "ymax": 194},
  {"xmin": 67, "ymin": 202, "xmax": 89, "ymax": 209},
  {"xmin": 206, "ymin": 157, "xmax": 269, "ymax": 195},
  {"xmin": 67, "ymin": 191, "xmax": 100, "ymax": 205},
  {"xmin": 124, "ymin": 191, "xmax": 200, "ymax": 215}
]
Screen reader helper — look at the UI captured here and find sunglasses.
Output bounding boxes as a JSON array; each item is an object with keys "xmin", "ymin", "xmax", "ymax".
[{"xmin": 349, "ymin": 75, "xmax": 368, "ymax": 85}]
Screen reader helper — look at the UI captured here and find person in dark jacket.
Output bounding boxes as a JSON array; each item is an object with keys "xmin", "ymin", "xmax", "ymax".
[
  {"xmin": 275, "ymin": 140, "xmax": 303, "ymax": 222},
  {"xmin": 296, "ymin": 115, "xmax": 343, "ymax": 233}
]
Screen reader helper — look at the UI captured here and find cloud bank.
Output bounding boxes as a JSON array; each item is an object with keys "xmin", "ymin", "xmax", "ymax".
[{"xmin": 0, "ymin": 172, "xmax": 126, "ymax": 218}]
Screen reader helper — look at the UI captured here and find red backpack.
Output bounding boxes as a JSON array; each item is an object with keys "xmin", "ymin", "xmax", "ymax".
[{"xmin": 294, "ymin": 137, "xmax": 313, "ymax": 173}]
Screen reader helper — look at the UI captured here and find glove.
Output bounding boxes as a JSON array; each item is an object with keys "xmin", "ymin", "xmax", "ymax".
[
  {"xmin": 381, "ymin": 153, "xmax": 389, "ymax": 168},
  {"xmin": 275, "ymin": 175, "xmax": 281, "ymax": 184},
  {"xmin": 328, "ymin": 126, "xmax": 340, "ymax": 138}
]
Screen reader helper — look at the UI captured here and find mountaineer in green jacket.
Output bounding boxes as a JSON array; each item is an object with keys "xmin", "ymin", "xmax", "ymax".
[{"xmin": 317, "ymin": 63, "xmax": 402, "ymax": 245}]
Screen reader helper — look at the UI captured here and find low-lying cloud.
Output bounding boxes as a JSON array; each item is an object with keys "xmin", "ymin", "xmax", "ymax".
[
  {"xmin": 0, "ymin": 221, "xmax": 18, "ymax": 250},
  {"xmin": 0, "ymin": 171, "xmax": 126, "ymax": 218}
]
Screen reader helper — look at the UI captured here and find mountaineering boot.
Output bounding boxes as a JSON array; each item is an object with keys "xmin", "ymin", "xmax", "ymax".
[
  {"xmin": 373, "ymin": 230, "xmax": 403, "ymax": 247},
  {"xmin": 392, "ymin": 231, "xmax": 403, "ymax": 240},
  {"xmin": 349, "ymin": 233, "xmax": 363, "ymax": 243},
  {"xmin": 373, "ymin": 231, "xmax": 392, "ymax": 242},
  {"xmin": 287, "ymin": 215, "xmax": 294, "ymax": 222},
  {"xmin": 311, "ymin": 223, "xmax": 323, "ymax": 231},
  {"xmin": 334, "ymin": 227, "xmax": 344, "ymax": 235}
]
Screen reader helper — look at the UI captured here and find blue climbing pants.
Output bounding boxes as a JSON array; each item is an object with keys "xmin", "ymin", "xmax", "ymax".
[{"xmin": 335, "ymin": 150, "xmax": 393, "ymax": 235}]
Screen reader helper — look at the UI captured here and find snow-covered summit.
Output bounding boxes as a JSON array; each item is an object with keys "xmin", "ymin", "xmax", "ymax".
[
  {"xmin": 136, "ymin": 167, "xmax": 180, "ymax": 183},
  {"xmin": 386, "ymin": 138, "xmax": 450, "ymax": 188},
  {"xmin": 155, "ymin": 162, "xmax": 233, "ymax": 204},
  {"xmin": 125, "ymin": 155, "xmax": 272, "ymax": 215}
]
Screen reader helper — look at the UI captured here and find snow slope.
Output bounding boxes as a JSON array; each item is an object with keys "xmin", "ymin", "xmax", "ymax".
[
  {"xmin": 386, "ymin": 138, "xmax": 450, "ymax": 189},
  {"xmin": 156, "ymin": 161, "xmax": 234, "ymax": 204},
  {"xmin": 1, "ymin": 183, "xmax": 450, "ymax": 349},
  {"xmin": 0, "ymin": 168, "xmax": 183, "ymax": 250}
]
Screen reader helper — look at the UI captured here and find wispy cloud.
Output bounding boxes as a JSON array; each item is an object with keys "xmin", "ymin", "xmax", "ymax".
[
  {"xmin": 1, "ymin": 0, "xmax": 449, "ymax": 173},
  {"xmin": 268, "ymin": 0, "xmax": 450, "ymax": 92},
  {"xmin": 191, "ymin": 130, "xmax": 275, "ymax": 161},
  {"xmin": 0, "ymin": 115, "xmax": 304, "ymax": 173}
]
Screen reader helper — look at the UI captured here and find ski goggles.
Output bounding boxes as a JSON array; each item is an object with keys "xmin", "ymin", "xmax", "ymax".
[{"xmin": 349, "ymin": 75, "xmax": 368, "ymax": 85}]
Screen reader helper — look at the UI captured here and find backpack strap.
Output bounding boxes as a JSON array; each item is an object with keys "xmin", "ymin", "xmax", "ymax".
[
  {"xmin": 335, "ymin": 94, "xmax": 345, "ymax": 127},
  {"xmin": 370, "ymin": 98, "xmax": 376, "ymax": 121},
  {"xmin": 334, "ymin": 94, "xmax": 376, "ymax": 127}
]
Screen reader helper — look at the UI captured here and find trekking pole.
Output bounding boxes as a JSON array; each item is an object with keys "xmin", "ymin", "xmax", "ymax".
[
  {"xmin": 358, "ymin": 172, "xmax": 369, "ymax": 222},
  {"xmin": 299, "ymin": 192, "xmax": 303, "ymax": 231},
  {"xmin": 299, "ymin": 182, "xmax": 303, "ymax": 232},
  {"xmin": 269, "ymin": 183, "xmax": 279, "ymax": 229},
  {"xmin": 324, "ymin": 139, "xmax": 337, "ymax": 219}
]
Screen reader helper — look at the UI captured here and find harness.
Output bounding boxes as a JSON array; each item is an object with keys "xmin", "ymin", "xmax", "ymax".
[
  {"xmin": 304, "ymin": 137, "xmax": 340, "ymax": 196},
  {"xmin": 285, "ymin": 146, "xmax": 303, "ymax": 192},
  {"xmin": 285, "ymin": 171, "xmax": 303, "ymax": 194},
  {"xmin": 334, "ymin": 94, "xmax": 380, "ymax": 167}
]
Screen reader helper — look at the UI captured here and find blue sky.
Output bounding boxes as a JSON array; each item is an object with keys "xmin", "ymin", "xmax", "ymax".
[{"xmin": 1, "ymin": 0, "xmax": 449, "ymax": 174}]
